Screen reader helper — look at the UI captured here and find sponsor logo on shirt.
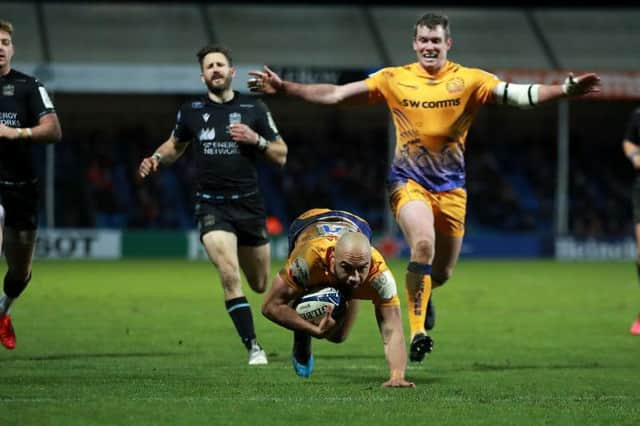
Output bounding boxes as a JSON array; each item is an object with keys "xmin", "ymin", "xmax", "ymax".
[
  {"xmin": 0, "ymin": 112, "xmax": 19, "ymax": 126},
  {"xmin": 2, "ymin": 84, "xmax": 14, "ymax": 96},
  {"xmin": 199, "ymin": 128, "xmax": 216, "ymax": 141},
  {"xmin": 401, "ymin": 97, "xmax": 461, "ymax": 109}
]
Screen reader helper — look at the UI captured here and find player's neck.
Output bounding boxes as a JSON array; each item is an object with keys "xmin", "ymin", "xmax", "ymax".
[
  {"xmin": 207, "ymin": 88, "xmax": 234, "ymax": 104},
  {"xmin": 420, "ymin": 61, "xmax": 447, "ymax": 76},
  {"xmin": 0, "ymin": 66, "xmax": 10, "ymax": 77}
]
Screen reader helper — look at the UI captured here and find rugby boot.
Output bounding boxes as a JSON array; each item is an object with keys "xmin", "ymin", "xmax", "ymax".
[
  {"xmin": 0, "ymin": 314, "xmax": 16, "ymax": 350},
  {"xmin": 409, "ymin": 333, "xmax": 433, "ymax": 363},
  {"xmin": 292, "ymin": 354, "xmax": 314, "ymax": 378},
  {"xmin": 248, "ymin": 340, "xmax": 268, "ymax": 365}
]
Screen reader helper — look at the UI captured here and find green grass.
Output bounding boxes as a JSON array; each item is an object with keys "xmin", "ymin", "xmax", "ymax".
[{"xmin": 1, "ymin": 259, "xmax": 639, "ymax": 425}]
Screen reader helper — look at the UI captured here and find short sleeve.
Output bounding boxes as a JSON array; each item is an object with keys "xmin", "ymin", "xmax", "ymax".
[
  {"xmin": 624, "ymin": 108, "xmax": 640, "ymax": 144},
  {"xmin": 172, "ymin": 105, "xmax": 193, "ymax": 142},
  {"xmin": 28, "ymin": 79, "xmax": 56, "ymax": 118},
  {"xmin": 365, "ymin": 68, "xmax": 390, "ymax": 105},
  {"xmin": 253, "ymin": 99, "xmax": 280, "ymax": 141},
  {"xmin": 471, "ymin": 68, "xmax": 501, "ymax": 105}
]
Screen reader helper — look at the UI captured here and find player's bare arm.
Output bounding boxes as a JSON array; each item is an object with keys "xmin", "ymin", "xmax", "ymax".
[
  {"xmin": 262, "ymin": 274, "xmax": 336, "ymax": 337},
  {"xmin": 138, "ymin": 135, "xmax": 189, "ymax": 179},
  {"xmin": 494, "ymin": 72, "xmax": 601, "ymax": 108},
  {"xmin": 538, "ymin": 72, "xmax": 601, "ymax": 103},
  {"xmin": 376, "ymin": 304, "xmax": 415, "ymax": 388},
  {"xmin": 261, "ymin": 138, "xmax": 287, "ymax": 167},
  {"xmin": 229, "ymin": 122, "xmax": 287, "ymax": 167},
  {"xmin": 248, "ymin": 65, "xmax": 369, "ymax": 105},
  {"xmin": 0, "ymin": 113, "xmax": 61, "ymax": 143}
]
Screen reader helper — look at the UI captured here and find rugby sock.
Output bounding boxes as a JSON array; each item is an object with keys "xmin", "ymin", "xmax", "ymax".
[
  {"xmin": 225, "ymin": 297, "xmax": 256, "ymax": 350},
  {"xmin": 293, "ymin": 330, "xmax": 312, "ymax": 363},
  {"xmin": 405, "ymin": 262, "xmax": 432, "ymax": 339},
  {"xmin": 0, "ymin": 294, "xmax": 11, "ymax": 316},
  {"xmin": 636, "ymin": 263, "xmax": 640, "ymax": 283}
]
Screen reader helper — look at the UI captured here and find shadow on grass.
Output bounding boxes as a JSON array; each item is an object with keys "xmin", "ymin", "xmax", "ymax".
[
  {"xmin": 467, "ymin": 361, "xmax": 606, "ymax": 371},
  {"xmin": 316, "ymin": 354, "xmax": 382, "ymax": 361},
  {"xmin": 3, "ymin": 352, "xmax": 189, "ymax": 362},
  {"xmin": 321, "ymin": 369, "xmax": 446, "ymax": 386}
]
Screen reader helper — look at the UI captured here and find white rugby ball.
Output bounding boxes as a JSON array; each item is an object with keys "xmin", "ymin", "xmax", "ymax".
[{"xmin": 295, "ymin": 287, "xmax": 344, "ymax": 324}]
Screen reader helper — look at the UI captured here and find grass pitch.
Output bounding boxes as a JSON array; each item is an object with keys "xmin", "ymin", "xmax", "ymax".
[{"xmin": 1, "ymin": 259, "xmax": 639, "ymax": 425}]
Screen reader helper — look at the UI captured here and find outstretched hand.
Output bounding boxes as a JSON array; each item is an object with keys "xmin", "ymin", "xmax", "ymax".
[
  {"xmin": 248, "ymin": 66, "xmax": 283, "ymax": 95},
  {"xmin": 563, "ymin": 72, "xmax": 601, "ymax": 96}
]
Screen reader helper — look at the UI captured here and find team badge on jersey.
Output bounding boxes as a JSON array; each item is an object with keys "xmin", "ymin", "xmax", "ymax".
[
  {"xmin": 446, "ymin": 77, "xmax": 465, "ymax": 94},
  {"xmin": 2, "ymin": 84, "xmax": 14, "ymax": 96},
  {"xmin": 228, "ymin": 112, "xmax": 241, "ymax": 125},
  {"xmin": 202, "ymin": 113, "xmax": 210, "ymax": 123}
]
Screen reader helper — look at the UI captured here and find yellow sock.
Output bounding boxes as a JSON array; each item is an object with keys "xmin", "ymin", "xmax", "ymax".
[{"xmin": 405, "ymin": 270, "xmax": 432, "ymax": 339}]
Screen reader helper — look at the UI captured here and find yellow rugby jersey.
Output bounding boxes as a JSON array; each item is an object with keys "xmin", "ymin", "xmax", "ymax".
[
  {"xmin": 279, "ymin": 235, "xmax": 400, "ymax": 307},
  {"xmin": 366, "ymin": 61, "xmax": 500, "ymax": 192}
]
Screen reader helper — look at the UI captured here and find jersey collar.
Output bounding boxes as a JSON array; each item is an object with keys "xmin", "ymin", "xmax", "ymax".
[
  {"xmin": 204, "ymin": 90, "xmax": 237, "ymax": 105},
  {"xmin": 412, "ymin": 61, "xmax": 455, "ymax": 82}
]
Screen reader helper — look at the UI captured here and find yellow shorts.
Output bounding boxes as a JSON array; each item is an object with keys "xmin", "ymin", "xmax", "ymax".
[{"xmin": 389, "ymin": 179, "xmax": 467, "ymax": 237}]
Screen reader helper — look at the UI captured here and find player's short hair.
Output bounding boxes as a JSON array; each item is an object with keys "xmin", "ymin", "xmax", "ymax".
[
  {"xmin": 414, "ymin": 13, "xmax": 450, "ymax": 39},
  {"xmin": 196, "ymin": 44, "xmax": 233, "ymax": 69},
  {"xmin": 0, "ymin": 19, "xmax": 14, "ymax": 36}
]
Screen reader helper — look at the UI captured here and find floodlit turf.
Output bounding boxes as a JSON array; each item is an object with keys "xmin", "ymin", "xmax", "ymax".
[{"xmin": 1, "ymin": 259, "xmax": 639, "ymax": 425}]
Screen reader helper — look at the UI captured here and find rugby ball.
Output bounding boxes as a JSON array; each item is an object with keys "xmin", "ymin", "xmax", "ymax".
[{"xmin": 295, "ymin": 287, "xmax": 344, "ymax": 324}]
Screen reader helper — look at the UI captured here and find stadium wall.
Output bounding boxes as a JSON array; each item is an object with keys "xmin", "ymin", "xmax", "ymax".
[{"xmin": 32, "ymin": 229, "xmax": 636, "ymax": 261}]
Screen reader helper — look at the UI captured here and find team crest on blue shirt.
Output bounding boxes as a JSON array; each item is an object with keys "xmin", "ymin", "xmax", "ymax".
[
  {"xmin": 202, "ymin": 113, "xmax": 210, "ymax": 122},
  {"xmin": 2, "ymin": 84, "xmax": 14, "ymax": 96}
]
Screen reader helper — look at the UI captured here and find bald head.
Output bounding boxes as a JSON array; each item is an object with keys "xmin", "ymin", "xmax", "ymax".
[
  {"xmin": 332, "ymin": 232, "xmax": 372, "ymax": 288},
  {"xmin": 334, "ymin": 232, "xmax": 371, "ymax": 265}
]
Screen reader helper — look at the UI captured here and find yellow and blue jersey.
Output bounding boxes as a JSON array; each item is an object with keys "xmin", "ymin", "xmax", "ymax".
[
  {"xmin": 366, "ymin": 61, "xmax": 500, "ymax": 192},
  {"xmin": 280, "ymin": 209, "xmax": 399, "ymax": 307}
]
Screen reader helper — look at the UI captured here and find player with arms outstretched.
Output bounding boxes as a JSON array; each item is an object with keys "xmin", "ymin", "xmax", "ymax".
[{"xmin": 249, "ymin": 13, "xmax": 601, "ymax": 362}]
